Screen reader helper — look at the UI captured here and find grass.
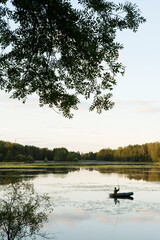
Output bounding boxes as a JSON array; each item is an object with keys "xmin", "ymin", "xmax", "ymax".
[{"xmin": 0, "ymin": 160, "xmax": 157, "ymax": 170}]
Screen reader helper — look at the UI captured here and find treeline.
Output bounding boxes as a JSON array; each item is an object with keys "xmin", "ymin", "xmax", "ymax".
[
  {"xmin": 0, "ymin": 141, "xmax": 80, "ymax": 162},
  {"xmin": 0, "ymin": 140, "xmax": 160, "ymax": 163},
  {"xmin": 96, "ymin": 143, "xmax": 160, "ymax": 162}
]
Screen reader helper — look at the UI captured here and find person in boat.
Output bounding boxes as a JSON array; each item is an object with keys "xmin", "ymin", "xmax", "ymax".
[{"xmin": 114, "ymin": 186, "xmax": 120, "ymax": 195}]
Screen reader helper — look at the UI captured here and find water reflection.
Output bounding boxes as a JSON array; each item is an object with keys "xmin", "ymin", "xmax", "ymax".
[
  {"xmin": 0, "ymin": 171, "xmax": 36, "ymax": 185},
  {"xmin": 96, "ymin": 166, "xmax": 160, "ymax": 182},
  {"xmin": 1, "ymin": 165, "xmax": 160, "ymax": 183},
  {"xmin": 0, "ymin": 165, "xmax": 160, "ymax": 183},
  {"xmin": 113, "ymin": 196, "xmax": 134, "ymax": 205},
  {"xmin": 114, "ymin": 198, "xmax": 120, "ymax": 205},
  {"xmin": 0, "ymin": 167, "xmax": 160, "ymax": 240},
  {"xmin": 0, "ymin": 177, "xmax": 54, "ymax": 240},
  {"xmin": 0, "ymin": 168, "xmax": 80, "ymax": 184}
]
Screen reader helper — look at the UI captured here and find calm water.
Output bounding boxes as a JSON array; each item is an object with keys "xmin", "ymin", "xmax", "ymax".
[{"xmin": 1, "ymin": 166, "xmax": 160, "ymax": 239}]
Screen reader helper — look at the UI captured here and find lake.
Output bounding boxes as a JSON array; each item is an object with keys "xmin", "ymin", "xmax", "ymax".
[{"xmin": 0, "ymin": 165, "xmax": 160, "ymax": 240}]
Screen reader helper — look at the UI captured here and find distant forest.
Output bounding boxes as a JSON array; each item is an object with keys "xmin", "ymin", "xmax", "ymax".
[{"xmin": 0, "ymin": 140, "xmax": 160, "ymax": 163}]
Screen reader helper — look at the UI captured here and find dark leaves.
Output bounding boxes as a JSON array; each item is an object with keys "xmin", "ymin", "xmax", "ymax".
[{"xmin": 0, "ymin": 0, "xmax": 146, "ymax": 117}]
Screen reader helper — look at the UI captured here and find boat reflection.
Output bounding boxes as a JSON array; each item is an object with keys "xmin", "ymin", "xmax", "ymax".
[{"xmin": 113, "ymin": 196, "xmax": 134, "ymax": 205}]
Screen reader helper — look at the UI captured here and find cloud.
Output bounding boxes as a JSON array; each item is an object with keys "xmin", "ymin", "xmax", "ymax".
[
  {"xmin": 116, "ymin": 99, "xmax": 160, "ymax": 114},
  {"xmin": 49, "ymin": 209, "xmax": 91, "ymax": 226},
  {"xmin": 48, "ymin": 207, "xmax": 160, "ymax": 227},
  {"xmin": 0, "ymin": 91, "xmax": 40, "ymax": 109},
  {"xmin": 127, "ymin": 209, "xmax": 160, "ymax": 224}
]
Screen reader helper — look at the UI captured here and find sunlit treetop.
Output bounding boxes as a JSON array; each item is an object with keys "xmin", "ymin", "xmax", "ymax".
[{"xmin": 0, "ymin": 0, "xmax": 146, "ymax": 118}]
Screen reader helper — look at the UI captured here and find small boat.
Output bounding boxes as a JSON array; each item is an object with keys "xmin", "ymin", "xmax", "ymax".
[{"xmin": 109, "ymin": 192, "xmax": 134, "ymax": 198}]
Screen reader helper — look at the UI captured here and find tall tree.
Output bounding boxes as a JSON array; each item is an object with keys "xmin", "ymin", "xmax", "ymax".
[{"xmin": 0, "ymin": 0, "xmax": 145, "ymax": 117}]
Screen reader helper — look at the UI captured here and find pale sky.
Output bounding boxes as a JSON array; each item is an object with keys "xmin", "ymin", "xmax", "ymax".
[{"xmin": 0, "ymin": 0, "xmax": 160, "ymax": 153}]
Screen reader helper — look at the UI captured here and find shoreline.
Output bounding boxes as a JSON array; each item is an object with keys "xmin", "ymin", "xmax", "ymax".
[{"xmin": 0, "ymin": 161, "xmax": 158, "ymax": 170}]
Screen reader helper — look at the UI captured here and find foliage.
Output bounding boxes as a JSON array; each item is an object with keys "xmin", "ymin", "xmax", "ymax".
[
  {"xmin": 0, "ymin": 140, "xmax": 79, "ymax": 162},
  {"xmin": 67, "ymin": 151, "xmax": 80, "ymax": 161},
  {"xmin": 54, "ymin": 147, "xmax": 68, "ymax": 161},
  {"xmin": 16, "ymin": 153, "xmax": 26, "ymax": 162},
  {"xmin": 97, "ymin": 148, "xmax": 113, "ymax": 161},
  {"xmin": 26, "ymin": 154, "xmax": 35, "ymax": 163},
  {"xmin": 0, "ymin": 180, "xmax": 53, "ymax": 239},
  {"xmin": 44, "ymin": 157, "xmax": 48, "ymax": 162},
  {"xmin": 0, "ymin": 140, "xmax": 55, "ymax": 162},
  {"xmin": 0, "ymin": 0, "xmax": 145, "ymax": 117},
  {"xmin": 81, "ymin": 151, "xmax": 97, "ymax": 160},
  {"xmin": 1, "ymin": 140, "xmax": 160, "ymax": 163},
  {"xmin": 5, "ymin": 150, "xmax": 13, "ymax": 161},
  {"xmin": 147, "ymin": 142, "xmax": 160, "ymax": 162}
]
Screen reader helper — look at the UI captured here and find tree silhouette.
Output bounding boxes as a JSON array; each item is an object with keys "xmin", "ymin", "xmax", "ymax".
[
  {"xmin": 0, "ymin": 179, "xmax": 54, "ymax": 239},
  {"xmin": 0, "ymin": 0, "xmax": 145, "ymax": 117}
]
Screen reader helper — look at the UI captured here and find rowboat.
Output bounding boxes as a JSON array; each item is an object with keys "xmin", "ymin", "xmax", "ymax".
[{"xmin": 109, "ymin": 192, "xmax": 134, "ymax": 198}]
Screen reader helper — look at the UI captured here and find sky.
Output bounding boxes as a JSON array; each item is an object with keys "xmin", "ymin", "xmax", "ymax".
[{"xmin": 0, "ymin": 0, "xmax": 160, "ymax": 153}]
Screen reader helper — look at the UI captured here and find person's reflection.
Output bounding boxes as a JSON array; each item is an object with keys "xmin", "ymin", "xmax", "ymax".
[
  {"xmin": 114, "ymin": 198, "xmax": 120, "ymax": 205},
  {"xmin": 0, "ymin": 179, "xmax": 54, "ymax": 240},
  {"xmin": 113, "ymin": 196, "xmax": 134, "ymax": 204}
]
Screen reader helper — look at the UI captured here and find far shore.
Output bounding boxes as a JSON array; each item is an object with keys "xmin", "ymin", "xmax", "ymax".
[{"xmin": 0, "ymin": 161, "xmax": 159, "ymax": 170}]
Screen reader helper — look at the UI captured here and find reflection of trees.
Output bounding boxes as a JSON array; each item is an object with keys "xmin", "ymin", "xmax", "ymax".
[
  {"xmin": 96, "ymin": 166, "xmax": 160, "ymax": 182},
  {"xmin": 2, "ymin": 165, "xmax": 160, "ymax": 184},
  {"xmin": 49, "ymin": 167, "xmax": 80, "ymax": 174},
  {"xmin": 0, "ymin": 180, "xmax": 54, "ymax": 240},
  {"xmin": 0, "ymin": 171, "xmax": 35, "ymax": 185},
  {"xmin": 0, "ymin": 168, "xmax": 81, "ymax": 185}
]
